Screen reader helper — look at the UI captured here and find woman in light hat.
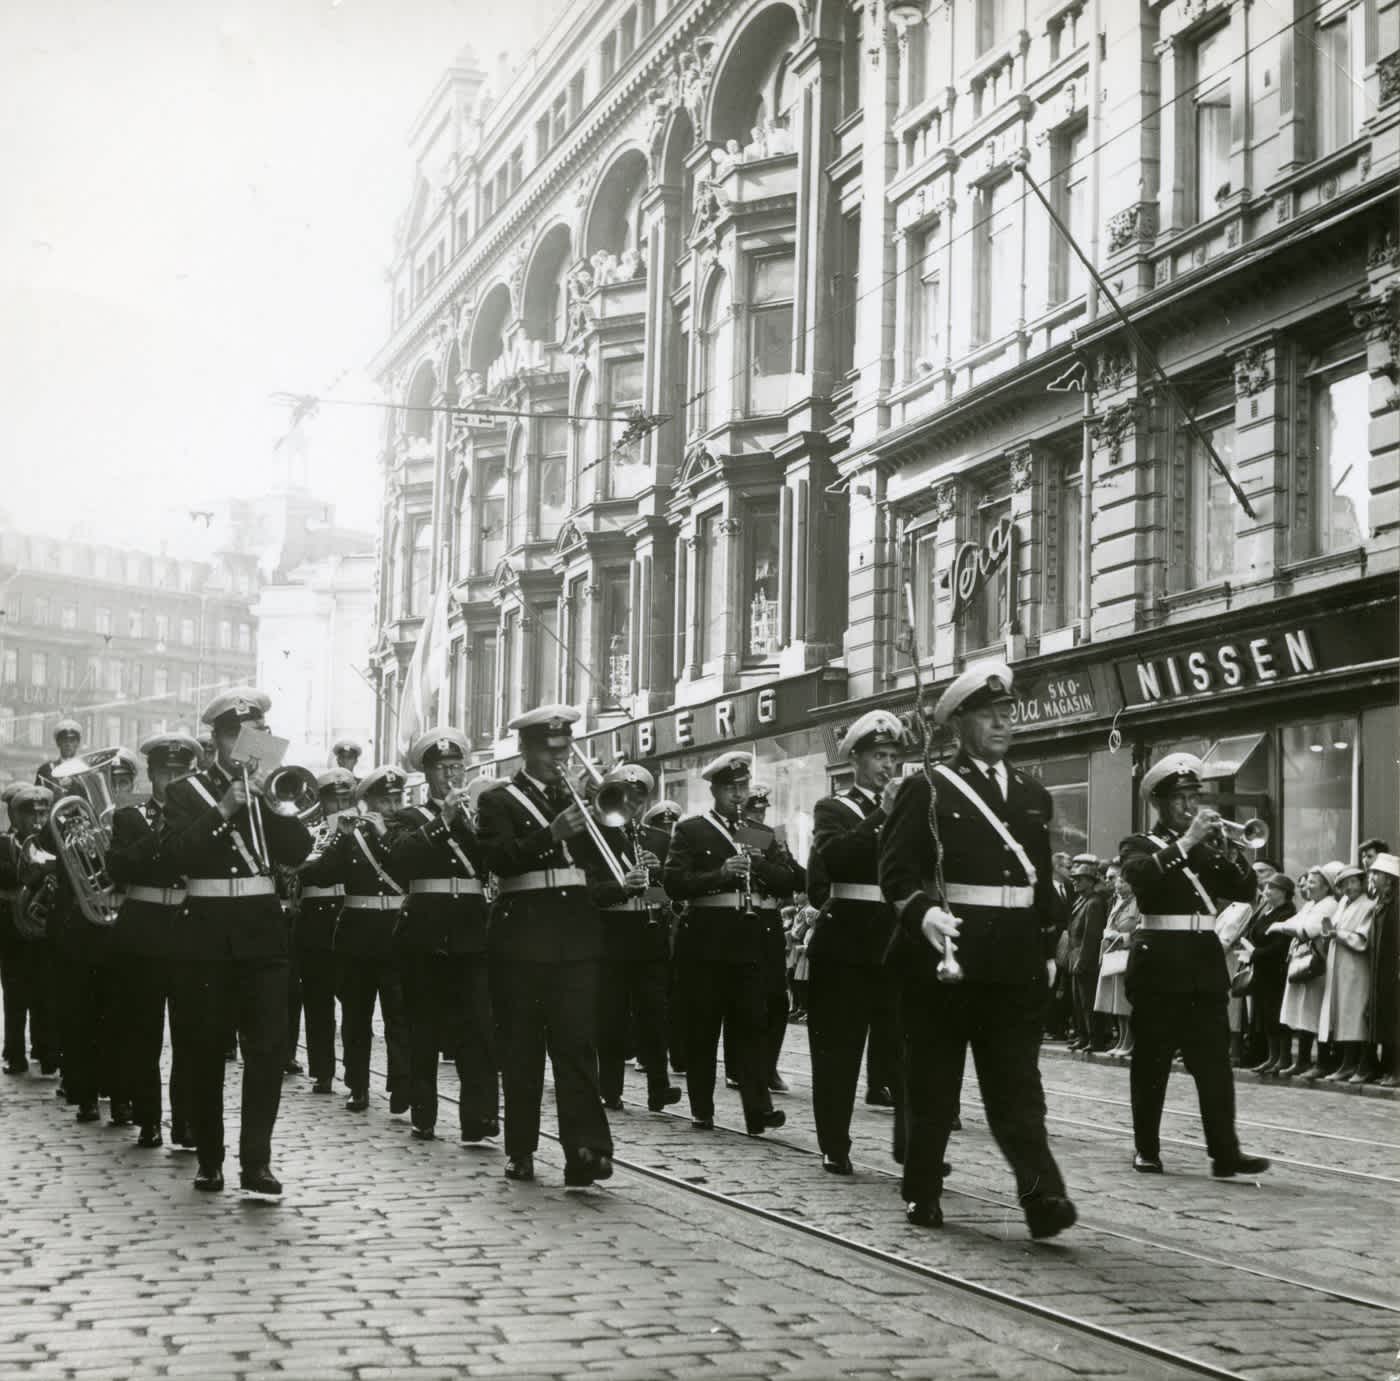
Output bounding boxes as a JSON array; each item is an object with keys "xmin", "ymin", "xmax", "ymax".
[
  {"xmin": 1271, "ymin": 863, "xmax": 1343, "ymax": 1078},
  {"xmin": 1367, "ymin": 854, "xmax": 1400, "ymax": 1085},
  {"xmin": 1094, "ymin": 867, "xmax": 1139, "ymax": 1057},
  {"xmin": 1317, "ymin": 866, "xmax": 1376, "ymax": 1083}
]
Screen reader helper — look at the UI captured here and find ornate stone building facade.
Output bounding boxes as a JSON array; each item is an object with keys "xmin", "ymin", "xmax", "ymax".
[{"xmin": 371, "ymin": 0, "xmax": 1398, "ymax": 874}]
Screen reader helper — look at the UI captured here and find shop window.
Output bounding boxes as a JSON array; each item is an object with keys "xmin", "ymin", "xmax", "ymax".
[
  {"xmin": 745, "ymin": 500, "xmax": 781, "ymax": 660},
  {"xmin": 606, "ymin": 358, "xmax": 648, "ymax": 498},
  {"xmin": 1305, "ymin": 361, "xmax": 1368, "ymax": 557},
  {"xmin": 1281, "ymin": 719, "xmax": 1355, "ymax": 878},
  {"xmin": 537, "ymin": 415, "xmax": 569, "ymax": 539},
  {"xmin": 1190, "ymin": 26, "xmax": 1232, "ymax": 222},
  {"xmin": 695, "ymin": 512, "xmax": 725, "ymax": 667},
  {"xmin": 603, "ymin": 569, "xmax": 631, "ymax": 703},
  {"xmin": 1314, "ymin": 5, "xmax": 1365, "ymax": 158},
  {"xmin": 1186, "ymin": 397, "xmax": 1237, "ymax": 587},
  {"xmin": 975, "ymin": 177, "xmax": 1017, "ymax": 345},
  {"xmin": 470, "ymin": 630, "xmax": 497, "ymax": 745},
  {"xmin": 478, "ymin": 457, "xmax": 507, "ymax": 573},
  {"xmin": 1049, "ymin": 120, "xmax": 1088, "ymax": 306},
  {"xmin": 965, "ymin": 473, "xmax": 1012, "ymax": 652},
  {"xmin": 1019, "ymin": 755, "xmax": 1090, "ymax": 856},
  {"xmin": 908, "ymin": 222, "xmax": 941, "ymax": 375},
  {"xmin": 756, "ymin": 727, "xmax": 830, "ymax": 867},
  {"xmin": 747, "ymin": 254, "xmax": 794, "ymax": 416}
]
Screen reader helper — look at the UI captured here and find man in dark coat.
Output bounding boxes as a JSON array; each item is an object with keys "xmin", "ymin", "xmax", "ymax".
[
  {"xmin": 107, "ymin": 733, "xmax": 201, "ymax": 1149},
  {"xmin": 1, "ymin": 784, "xmax": 60, "ymax": 1076},
  {"xmin": 805, "ymin": 709, "xmax": 905, "ymax": 1175},
  {"xmin": 160, "ymin": 687, "xmax": 313, "ymax": 1196},
  {"xmin": 34, "ymin": 718, "xmax": 83, "ymax": 787},
  {"xmin": 879, "ymin": 661, "xmax": 1074, "ymax": 1239},
  {"xmin": 386, "ymin": 729, "xmax": 497, "ymax": 1143},
  {"xmin": 475, "ymin": 705, "xmax": 614, "ymax": 1187},
  {"xmin": 1067, "ymin": 860, "xmax": 1108, "ymax": 1051},
  {"xmin": 1119, "ymin": 752, "xmax": 1270, "ymax": 1178}
]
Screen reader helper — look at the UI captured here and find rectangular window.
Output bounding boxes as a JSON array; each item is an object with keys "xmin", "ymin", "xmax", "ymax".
[
  {"xmin": 154, "ymin": 613, "xmax": 169, "ymax": 642},
  {"xmin": 179, "ymin": 671, "xmax": 193, "ymax": 702},
  {"xmin": 127, "ymin": 609, "xmax": 143, "ymax": 639},
  {"xmin": 606, "ymin": 357, "xmax": 648, "ymax": 497},
  {"xmin": 218, "ymin": 620, "xmax": 232, "ymax": 650},
  {"xmin": 31, "ymin": 652, "xmax": 47, "ymax": 688},
  {"xmin": 619, "ymin": 8, "xmax": 637, "ymax": 60},
  {"xmin": 106, "ymin": 659, "xmax": 123, "ymax": 694},
  {"xmin": 569, "ymin": 71, "xmax": 585, "ymax": 122},
  {"xmin": 238, "ymin": 624, "xmax": 251, "ymax": 653},
  {"xmin": 976, "ymin": 178, "xmax": 1017, "ymax": 344},
  {"xmin": 966, "ymin": 476, "xmax": 1013, "ymax": 651},
  {"xmin": 835, "ymin": 211, "xmax": 860, "ymax": 377},
  {"xmin": 27, "ymin": 716, "xmax": 43, "ymax": 748},
  {"xmin": 537, "ymin": 416, "xmax": 569, "ymax": 539},
  {"xmin": 1281, "ymin": 718, "xmax": 1355, "ymax": 877},
  {"xmin": 536, "ymin": 113, "xmax": 552, "ymax": 160},
  {"xmin": 0, "ymin": 709, "xmax": 12, "ymax": 745},
  {"xmin": 1187, "ymin": 401, "xmax": 1237, "ymax": 587},
  {"xmin": 31, "ymin": 596, "xmax": 49, "ymax": 626},
  {"xmin": 640, "ymin": 0, "xmax": 655, "ymax": 34},
  {"xmin": 502, "ymin": 613, "xmax": 521, "ymax": 722},
  {"xmin": 130, "ymin": 664, "xmax": 143, "ymax": 698},
  {"xmin": 1192, "ymin": 27, "xmax": 1232, "ymax": 221},
  {"xmin": 565, "ymin": 576, "xmax": 587, "ymax": 703},
  {"xmin": 479, "ymin": 457, "xmax": 507, "ymax": 573},
  {"xmin": 482, "ymin": 184, "xmax": 495, "ymax": 222},
  {"xmin": 744, "ymin": 500, "xmax": 782, "ymax": 659},
  {"xmin": 748, "ymin": 253, "xmax": 794, "ymax": 415},
  {"xmin": 1050, "ymin": 121, "xmax": 1088, "ymax": 304},
  {"xmin": 1314, "ymin": 7, "xmax": 1365, "ymax": 158},
  {"xmin": 600, "ymin": 33, "xmax": 617, "ymax": 83},
  {"xmin": 60, "ymin": 657, "xmax": 76, "ymax": 690},
  {"xmin": 154, "ymin": 667, "xmax": 168, "ymax": 697},
  {"xmin": 1054, "ymin": 459, "xmax": 1083, "ymax": 629},
  {"xmin": 95, "ymin": 607, "xmax": 112, "ymax": 636},
  {"xmin": 909, "ymin": 222, "xmax": 941, "ymax": 373},
  {"xmin": 105, "ymin": 715, "xmax": 121, "ymax": 745},
  {"xmin": 180, "ymin": 617, "xmax": 195, "ymax": 646},
  {"xmin": 904, "ymin": 523, "xmax": 940, "ymax": 662},
  {"xmin": 408, "ymin": 519, "xmax": 432, "ymax": 615},
  {"xmin": 976, "ymin": 0, "xmax": 1009, "ymax": 55},
  {"xmin": 532, "ymin": 605, "xmax": 560, "ymax": 704},
  {"xmin": 550, "ymin": 91, "xmax": 568, "ymax": 144},
  {"xmin": 602, "ymin": 569, "xmax": 631, "ymax": 703},
  {"xmin": 1307, "ymin": 364, "xmax": 1369, "ymax": 556},
  {"xmin": 470, "ymin": 630, "xmax": 498, "ymax": 745},
  {"xmin": 2, "ymin": 648, "xmax": 15, "ymax": 682},
  {"xmin": 61, "ymin": 603, "xmax": 77, "ymax": 631},
  {"xmin": 695, "ymin": 513, "xmax": 726, "ymax": 666},
  {"xmin": 509, "ymin": 146, "xmax": 524, "ymax": 191}
]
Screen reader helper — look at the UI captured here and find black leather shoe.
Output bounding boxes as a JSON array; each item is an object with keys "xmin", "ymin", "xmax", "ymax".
[
  {"xmin": 239, "ymin": 1165, "xmax": 282, "ymax": 1196},
  {"xmin": 864, "ymin": 1086, "xmax": 895, "ymax": 1108},
  {"xmin": 194, "ymin": 1164, "xmax": 224, "ymax": 1192},
  {"xmin": 39, "ymin": 1061, "xmax": 59, "ymax": 1076},
  {"xmin": 345, "ymin": 1093, "xmax": 369, "ymax": 1113},
  {"xmin": 603, "ymin": 1098, "xmax": 624, "ymax": 1111},
  {"xmin": 3, "ymin": 1060, "xmax": 28, "ymax": 1075},
  {"xmin": 503, "ymin": 1155, "xmax": 535, "ymax": 1181},
  {"xmin": 389, "ymin": 1092, "xmax": 410, "ymax": 1115},
  {"xmin": 724, "ymin": 1076, "xmax": 740, "ymax": 1089},
  {"xmin": 768, "ymin": 1074, "xmax": 789, "ymax": 1093},
  {"xmin": 171, "ymin": 1120, "xmax": 197, "ymax": 1149},
  {"xmin": 691, "ymin": 1116, "xmax": 714, "ymax": 1130},
  {"xmin": 410, "ymin": 1125, "xmax": 436, "ymax": 1141},
  {"xmin": 1212, "ymin": 1153, "xmax": 1271, "ymax": 1178},
  {"xmin": 137, "ymin": 1125, "xmax": 163, "ymax": 1148},
  {"xmin": 110, "ymin": 1101, "xmax": 133, "ymax": 1127},
  {"xmin": 281, "ymin": 1059, "xmax": 301, "ymax": 1074},
  {"xmin": 647, "ymin": 1087, "xmax": 683, "ymax": 1112},
  {"xmin": 564, "ymin": 1148, "xmax": 613, "ymax": 1187},
  {"xmin": 311, "ymin": 1078, "xmax": 333, "ymax": 1095},
  {"xmin": 823, "ymin": 1154, "xmax": 854, "ymax": 1175},
  {"xmin": 1025, "ymin": 1195, "xmax": 1078, "ymax": 1240},
  {"xmin": 76, "ymin": 1102, "xmax": 100, "ymax": 1123},
  {"xmin": 1133, "ymin": 1152, "xmax": 1165, "ymax": 1174},
  {"xmin": 906, "ymin": 1200, "xmax": 943, "ymax": 1228},
  {"xmin": 950, "ymin": 1114, "xmax": 962, "ymax": 1132},
  {"xmin": 460, "ymin": 1121, "xmax": 500, "ymax": 1144},
  {"xmin": 745, "ymin": 1109, "xmax": 786, "ymax": 1136},
  {"xmin": 54, "ymin": 1083, "xmax": 67, "ymax": 1100}
]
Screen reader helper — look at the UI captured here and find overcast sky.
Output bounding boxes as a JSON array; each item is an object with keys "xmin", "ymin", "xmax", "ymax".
[{"xmin": 0, "ymin": 0, "xmax": 567, "ymax": 553}]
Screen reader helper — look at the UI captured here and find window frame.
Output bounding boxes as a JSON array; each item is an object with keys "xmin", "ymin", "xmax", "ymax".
[
  {"xmin": 1183, "ymin": 389, "xmax": 1238, "ymax": 589},
  {"xmin": 746, "ymin": 251, "xmax": 796, "ymax": 416},
  {"xmin": 1301, "ymin": 347, "xmax": 1370, "ymax": 560},
  {"xmin": 1189, "ymin": 23, "xmax": 1233, "ymax": 224}
]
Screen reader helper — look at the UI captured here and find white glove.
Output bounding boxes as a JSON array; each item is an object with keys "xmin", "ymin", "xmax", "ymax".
[
  {"xmin": 920, "ymin": 905, "xmax": 961, "ymax": 955},
  {"xmin": 1045, "ymin": 959, "xmax": 1057, "ymax": 986}
]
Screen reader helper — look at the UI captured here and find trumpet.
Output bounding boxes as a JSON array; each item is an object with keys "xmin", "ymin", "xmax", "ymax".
[{"xmin": 1216, "ymin": 816, "xmax": 1270, "ymax": 849}]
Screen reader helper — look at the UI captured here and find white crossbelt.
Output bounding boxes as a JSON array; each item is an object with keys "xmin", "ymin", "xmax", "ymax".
[
  {"xmin": 690, "ymin": 892, "xmax": 781, "ymax": 910},
  {"xmin": 186, "ymin": 877, "xmax": 276, "ymax": 899},
  {"xmin": 409, "ymin": 878, "xmax": 485, "ymax": 896},
  {"xmin": 830, "ymin": 883, "xmax": 885, "ymax": 903},
  {"xmin": 122, "ymin": 885, "xmax": 187, "ymax": 906},
  {"xmin": 1140, "ymin": 913, "xmax": 1212, "ymax": 932},
  {"xmin": 301, "ymin": 885, "xmax": 345, "ymax": 900},
  {"xmin": 496, "ymin": 868, "xmax": 587, "ymax": 894},
  {"xmin": 343, "ymin": 893, "xmax": 405, "ymax": 911},
  {"xmin": 944, "ymin": 882, "xmax": 1034, "ymax": 909}
]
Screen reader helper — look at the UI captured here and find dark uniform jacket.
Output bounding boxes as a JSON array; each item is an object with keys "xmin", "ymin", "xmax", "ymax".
[
  {"xmin": 106, "ymin": 800, "xmax": 187, "ymax": 958},
  {"xmin": 300, "ymin": 819, "xmax": 404, "ymax": 960},
  {"xmin": 878, "ymin": 751, "xmax": 1056, "ymax": 986},
  {"xmin": 385, "ymin": 800, "xmax": 489, "ymax": 956},
  {"xmin": 476, "ymin": 772, "xmax": 603, "ymax": 964},
  {"xmin": 1119, "ymin": 826, "xmax": 1254, "ymax": 996},
  {"xmin": 159, "ymin": 764, "xmax": 313, "ymax": 961},
  {"xmin": 293, "ymin": 822, "xmax": 344, "ymax": 952},
  {"xmin": 806, "ymin": 788, "xmax": 894, "ymax": 966},
  {"xmin": 663, "ymin": 811, "xmax": 803, "ymax": 965},
  {"xmin": 0, "ymin": 830, "xmax": 23, "ymax": 947},
  {"xmin": 587, "ymin": 822, "xmax": 670, "ymax": 962},
  {"xmin": 1067, "ymin": 891, "xmax": 1107, "ymax": 976}
]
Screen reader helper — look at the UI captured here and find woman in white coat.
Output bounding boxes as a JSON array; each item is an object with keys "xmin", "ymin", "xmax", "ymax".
[
  {"xmin": 1273, "ymin": 862, "xmax": 1342, "ymax": 1078},
  {"xmin": 1094, "ymin": 869, "xmax": 1139, "ymax": 1055},
  {"xmin": 1317, "ymin": 866, "xmax": 1375, "ymax": 1082}
]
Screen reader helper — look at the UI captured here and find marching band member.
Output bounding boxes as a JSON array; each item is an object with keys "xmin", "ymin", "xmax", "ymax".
[
  {"xmin": 591, "ymin": 763, "xmax": 682, "ymax": 1115},
  {"xmin": 475, "ymin": 707, "xmax": 613, "ymax": 1186},
  {"xmin": 806, "ymin": 710, "xmax": 905, "ymax": 1176},
  {"xmin": 332, "ymin": 738, "xmax": 364, "ymax": 777},
  {"xmin": 879, "ymin": 663, "xmax": 1075, "ymax": 1238},
  {"xmin": 301, "ymin": 766, "xmax": 410, "ymax": 1116},
  {"xmin": 107, "ymin": 733, "xmax": 200, "ymax": 1149},
  {"xmin": 1119, "ymin": 754, "xmax": 1270, "ymax": 1178},
  {"xmin": 1, "ymin": 784, "xmax": 60, "ymax": 1077},
  {"xmin": 387, "ymin": 730, "xmax": 497, "ymax": 1144},
  {"xmin": 663, "ymin": 751, "xmax": 798, "ymax": 1137},
  {"xmin": 35, "ymin": 718, "xmax": 83, "ymax": 787},
  {"xmin": 294, "ymin": 770, "xmax": 354, "ymax": 1095},
  {"xmin": 641, "ymin": 799, "xmax": 687, "ymax": 1074},
  {"xmin": 161, "ymin": 687, "xmax": 313, "ymax": 1196}
]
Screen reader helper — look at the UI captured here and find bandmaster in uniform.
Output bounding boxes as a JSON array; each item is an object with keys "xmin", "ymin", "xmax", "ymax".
[
  {"xmin": 879, "ymin": 662, "xmax": 1075, "ymax": 1238},
  {"xmin": 475, "ymin": 706, "xmax": 614, "ymax": 1186},
  {"xmin": 806, "ymin": 709, "xmax": 905, "ymax": 1175},
  {"xmin": 1119, "ymin": 753, "xmax": 1271, "ymax": 1178},
  {"xmin": 160, "ymin": 687, "xmax": 313, "ymax": 1196},
  {"xmin": 387, "ymin": 729, "xmax": 498, "ymax": 1143},
  {"xmin": 663, "ymin": 750, "xmax": 797, "ymax": 1136}
]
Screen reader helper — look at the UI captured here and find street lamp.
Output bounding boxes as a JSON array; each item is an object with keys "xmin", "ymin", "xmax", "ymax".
[{"xmin": 886, "ymin": 0, "xmax": 925, "ymax": 32}]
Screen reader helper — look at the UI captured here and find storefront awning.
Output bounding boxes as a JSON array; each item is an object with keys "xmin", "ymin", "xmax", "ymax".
[{"xmin": 1200, "ymin": 733, "xmax": 1266, "ymax": 780}]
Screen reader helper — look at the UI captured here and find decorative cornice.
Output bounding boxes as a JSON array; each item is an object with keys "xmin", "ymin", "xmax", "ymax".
[{"xmin": 1232, "ymin": 343, "xmax": 1273, "ymax": 398}]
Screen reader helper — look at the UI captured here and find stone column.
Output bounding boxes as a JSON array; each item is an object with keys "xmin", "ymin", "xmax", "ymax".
[
  {"xmin": 1087, "ymin": 392, "xmax": 1159, "ymax": 641},
  {"xmin": 1230, "ymin": 336, "xmax": 1288, "ymax": 580},
  {"xmin": 640, "ymin": 184, "xmax": 681, "ymax": 479},
  {"xmin": 1007, "ymin": 446, "xmax": 1039, "ymax": 656},
  {"xmin": 719, "ymin": 514, "xmax": 744, "ymax": 687},
  {"xmin": 843, "ymin": 468, "xmax": 888, "ymax": 701}
]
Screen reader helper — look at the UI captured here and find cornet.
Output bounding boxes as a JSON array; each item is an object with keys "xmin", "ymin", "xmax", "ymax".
[{"xmin": 1216, "ymin": 817, "xmax": 1269, "ymax": 849}]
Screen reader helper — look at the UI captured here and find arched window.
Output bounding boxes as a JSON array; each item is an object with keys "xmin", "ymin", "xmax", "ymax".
[{"xmin": 697, "ymin": 270, "xmax": 731, "ymax": 433}]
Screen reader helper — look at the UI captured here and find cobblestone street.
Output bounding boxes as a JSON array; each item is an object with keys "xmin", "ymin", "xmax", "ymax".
[{"xmin": 1, "ymin": 1031, "xmax": 1394, "ymax": 1380}]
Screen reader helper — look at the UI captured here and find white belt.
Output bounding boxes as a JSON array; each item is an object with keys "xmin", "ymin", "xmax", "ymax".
[
  {"xmin": 690, "ymin": 893, "xmax": 781, "ymax": 911},
  {"xmin": 301, "ymin": 885, "xmax": 345, "ymax": 900},
  {"xmin": 1140, "ymin": 913, "xmax": 1211, "ymax": 932},
  {"xmin": 123, "ymin": 885, "xmax": 187, "ymax": 906},
  {"xmin": 343, "ymin": 894, "xmax": 405, "ymax": 911},
  {"xmin": 410, "ymin": 878, "xmax": 484, "ymax": 896},
  {"xmin": 186, "ymin": 877, "xmax": 276, "ymax": 899},
  {"xmin": 944, "ymin": 883, "xmax": 1034, "ymax": 909},
  {"xmin": 496, "ymin": 868, "xmax": 587, "ymax": 894},
  {"xmin": 830, "ymin": 883, "xmax": 885, "ymax": 903}
]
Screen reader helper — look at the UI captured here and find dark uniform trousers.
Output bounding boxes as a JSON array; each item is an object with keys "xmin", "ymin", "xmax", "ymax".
[
  {"xmin": 401, "ymin": 951, "xmax": 495, "ymax": 1133},
  {"xmin": 48, "ymin": 884, "xmax": 122, "ymax": 1107},
  {"xmin": 295, "ymin": 896, "xmax": 341, "ymax": 1082},
  {"xmin": 597, "ymin": 945, "xmax": 671, "ymax": 1105},
  {"xmin": 117, "ymin": 953, "xmax": 188, "ymax": 1130},
  {"xmin": 1120, "ymin": 828, "xmax": 1255, "ymax": 1164},
  {"xmin": 477, "ymin": 774, "xmax": 612, "ymax": 1163},
  {"xmin": 160, "ymin": 767, "xmax": 311, "ymax": 1168},
  {"xmin": 1, "ymin": 931, "xmax": 58, "ymax": 1070},
  {"xmin": 685, "ymin": 956, "xmax": 771, "ymax": 1124},
  {"xmin": 807, "ymin": 960, "xmax": 898, "ymax": 1158},
  {"xmin": 337, "ymin": 950, "xmax": 407, "ymax": 1100},
  {"xmin": 879, "ymin": 754, "xmax": 1066, "ymax": 1208}
]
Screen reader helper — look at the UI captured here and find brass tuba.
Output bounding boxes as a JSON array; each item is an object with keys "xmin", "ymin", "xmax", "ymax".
[
  {"xmin": 14, "ymin": 840, "xmax": 60, "ymax": 940},
  {"xmin": 47, "ymin": 749, "xmax": 122, "ymax": 927},
  {"xmin": 260, "ymin": 764, "xmax": 321, "ymax": 822}
]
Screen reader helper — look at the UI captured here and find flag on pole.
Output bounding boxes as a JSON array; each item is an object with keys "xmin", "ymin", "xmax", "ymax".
[{"xmin": 396, "ymin": 581, "xmax": 452, "ymax": 759}]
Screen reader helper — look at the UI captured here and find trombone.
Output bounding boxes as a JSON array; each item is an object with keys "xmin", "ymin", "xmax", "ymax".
[{"xmin": 565, "ymin": 745, "xmax": 632, "ymax": 889}]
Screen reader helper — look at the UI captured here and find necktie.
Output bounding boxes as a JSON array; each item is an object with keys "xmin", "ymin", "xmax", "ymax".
[{"xmin": 985, "ymin": 765, "xmax": 1004, "ymax": 805}]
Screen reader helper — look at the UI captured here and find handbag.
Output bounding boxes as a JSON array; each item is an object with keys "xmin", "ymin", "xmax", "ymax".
[
  {"xmin": 1099, "ymin": 949, "xmax": 1128, "ymax": 978},
  {"xmin": 1286, "ymin": 937, "xmax": 1326, "ymax": 984},
  {"xmin": 1229, "ymin": 958, "xmax": 1254, "ymax": 996}
]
